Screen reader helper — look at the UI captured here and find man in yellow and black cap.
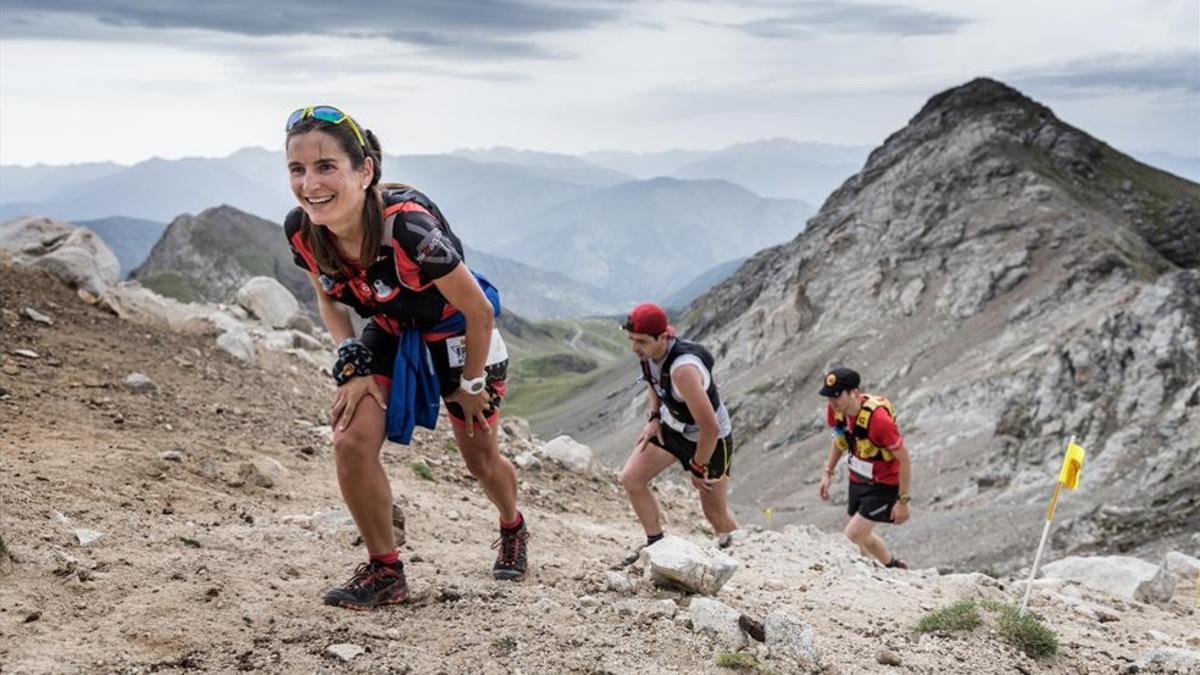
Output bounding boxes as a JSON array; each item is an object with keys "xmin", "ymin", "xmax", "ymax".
[{"xmin": 817, "ymin": 367, "xmax": 911, "ymax": 569}]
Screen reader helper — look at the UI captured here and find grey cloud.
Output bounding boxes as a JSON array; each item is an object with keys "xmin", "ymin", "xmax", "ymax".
[
  {"xmin": 0, "ymin": 0, "xmax": 622, "ymax": 59},
  {"xmin": 716, "ymin": 1, "xmax": 972, "ymax": 39},
  {"xmin": 1009, "ymin": 50, "xmax": 1200, "ymax": 94}
]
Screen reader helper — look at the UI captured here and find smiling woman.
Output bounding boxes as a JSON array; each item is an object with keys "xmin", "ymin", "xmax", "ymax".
[{"xmin": 281, "ymin": 105, "xmax": 529, "ymax": 611}]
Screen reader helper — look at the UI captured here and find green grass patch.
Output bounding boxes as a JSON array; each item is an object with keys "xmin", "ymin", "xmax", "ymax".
[
  {"xmin": 139, "ymin": 272, "xmax": 208, "ymax": 303},
  {"xmin": 444, "ymin": 439, "xmax": 459, "ymax": 454},
  {"xmin": 983, "ymin": 601, "xmax": 1059, "ymax": 659},
  {"xmin": 915, "ymin": 599, "xmax": 983, "ymax": 633},
  {"xmin": 715, "ymin": 652, "xmax": 758, "ymax": 670},
  {"xmin": 410, "ymin": 460, "xmax": 435, "ymax": 481},
  {"xmin": 517, "ymin": 352, "xmax": 598, "ymax": 378}
]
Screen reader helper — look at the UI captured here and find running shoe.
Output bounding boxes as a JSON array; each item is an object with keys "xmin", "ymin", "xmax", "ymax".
[
  {"xmin": 323, "ymin": 560, "xmax": 408, "ymax": 610},
  {"xmin": 492, "ymin": 521, "xmax": 530, "ymax": 581},
  {"xmin": 885, "ymin": 557, "xmax": 909, "ymax": 570}
]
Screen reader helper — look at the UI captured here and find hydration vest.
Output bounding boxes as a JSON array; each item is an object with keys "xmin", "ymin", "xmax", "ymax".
[
  {"xmin": 640, "ymin": 339, "xmax": 722, "ymax": 425},
  {"xmin": 833, "ymin": 394, "xmax": 898, "ymax": 463},
  {"xmin": 285, "ymin": 185, "xmax": 464, "ymax": 329}
]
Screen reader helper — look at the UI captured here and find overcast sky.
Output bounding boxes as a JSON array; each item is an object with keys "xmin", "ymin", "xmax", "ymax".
[{"xmin": 1, "ymin": 0, "xmax": 1197, "ymax": 166}]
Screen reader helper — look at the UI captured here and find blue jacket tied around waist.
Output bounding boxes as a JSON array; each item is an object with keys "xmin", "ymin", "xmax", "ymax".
[{"xmin": 386, "ymin": 272, "xmax": 501, "ymax": 444}]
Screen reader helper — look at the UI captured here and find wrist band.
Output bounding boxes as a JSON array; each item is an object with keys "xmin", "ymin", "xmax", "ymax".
[
  {"xmin": 688, "ymin": 459, "xmax": 708, "ymax": 480},
  {"xmin": 332, "ymin": 338, "xmax": 374, "ymax": 385}
]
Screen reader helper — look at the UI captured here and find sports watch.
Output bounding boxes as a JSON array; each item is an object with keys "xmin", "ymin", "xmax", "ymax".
[
  {"xmin": 898, "ymin": 494, "xmax": 911, "ymax": 505},
  {"xmin": 460, "ymin": 375, "xmax": 487, "ymax": 395}
]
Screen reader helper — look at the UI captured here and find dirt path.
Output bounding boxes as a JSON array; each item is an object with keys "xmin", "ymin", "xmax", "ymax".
[{"xmin": 1, "ymin": 263, "xmax": 1195, "ymax": 674}]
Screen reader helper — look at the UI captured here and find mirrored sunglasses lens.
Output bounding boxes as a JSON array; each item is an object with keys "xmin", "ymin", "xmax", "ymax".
[
  {"xmin": 311, "ymin": 106, "xmax": 346, "ymax": 124},
  {"xmin": 285, "ymin": 108, "xmax": 305, "ymax": 130}
]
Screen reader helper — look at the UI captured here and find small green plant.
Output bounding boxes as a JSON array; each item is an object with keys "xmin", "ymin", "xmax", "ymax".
[
  {"xmin": 410, "ymin": 460, "xmax": 435, "ymax": 481},
  {"xmin": 444, "ymin": 439, "xmax": 459, "ymax": 454},
  {"xmin": 915, "ymin": 599, "xmax": 982, "ymax": 632},
  {"xmin": 715, "ymin": 651, "xmax": 758, "ymax": 670},
  {"xmin": 986, "ymin": 602, "xmax": 1059, "ymax": 658}
]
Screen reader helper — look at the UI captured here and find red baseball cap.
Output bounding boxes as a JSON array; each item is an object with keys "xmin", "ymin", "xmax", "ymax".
[{"xmin": 623, "ymin": 302, "xmax": 674, "ymax": 337}]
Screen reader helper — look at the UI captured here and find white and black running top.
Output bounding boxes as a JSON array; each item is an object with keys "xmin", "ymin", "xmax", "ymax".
[{"xmin": 642, "ymin": 337, "xmax": 732, "ymax": 442}]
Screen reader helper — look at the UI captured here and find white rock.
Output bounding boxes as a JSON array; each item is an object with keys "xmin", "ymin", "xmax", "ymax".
[
  {"xmin": 293, "ymin": 331, "xmax": 325, "ymax": 352},
  {"xmin": 12, "ymin": 349, "xmax": 39, "ymax": 359},
  {"xmin": 260, "ymin": 330, "xmax": 298, "ymax": 351},
  {"xmin": 513, "ymin": 452, "xmax": 542, "ymax": 471},
  {"xmin": 579, "ymin": 595, "xmax": 599, "ymax": 608},
  {"xmin": 1040, "ymin": 555, "xmax": 1175, "ymax": 604},
  {"xmin": 238, "ymin": 457, "xmax": 286, "ymax": 489},
  {"xmin": 123, "ymin": 373, "xmax": 157, "ymax": 393},
  {"xmin": 0, "ymin": 217, "xmax": 119, "ymax": 296},
  {"xmin": 641, "ymin": 535, "xmax": 738, "ymax": 595},
  {"xmin": 236, "ymin": 276, "xmax": 301, "ymax": 329},
  {"xmin": 22, "ymin": 307, "xmax": 53, "ymax": 325},
  {"xmin": 765, "ymin": 610, "xmax": 821, "ymax": 667},
  {"xmin": 539, "ymin": 435, "xmax": 595, "ymax": 473},
  {"xmin": 159, "ymin": 450, "xmax": 184, "ymax": 462},
  {"xmin": 74, "ymin": 529, "xmax": 104, "ymax": 546},
  {"xmin": 1146, "ymin": 629, "xmax": 1171, "ymax": 643},
  {"xmin": 216, "ymin": 328, "xmax": 257, "ymax": 364},
  {"xmin": 689, "ymin": 597, "xmax": 746, "ymax": 649},
  {"xmin": 326, "ymin": 643, "xmax": 364, "ymax": 661},
  {"xmin": 1165, "ymin": 551, "xmax": 1200, "ymax": 579},
  {"xmin": 605, "ymin": 571, "xmax": 632, "ymax": 593},
  {"xmin": 1135, "ymin": 648, "xmax": 1200, "ymax": 671},
  {"xmin": 642, "ymin": 599, "xmax": 678, "ymax": 621}
]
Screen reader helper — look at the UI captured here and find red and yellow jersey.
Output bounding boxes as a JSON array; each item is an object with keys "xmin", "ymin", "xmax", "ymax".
[{"xmin": 826, "ymin": 394, "xmax": 903, "ymax": 486}]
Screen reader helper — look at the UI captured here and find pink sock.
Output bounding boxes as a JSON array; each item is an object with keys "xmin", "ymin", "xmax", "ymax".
[{"xmin": 370, "ymin": 550, "xmax": 400, "ymax": 565}]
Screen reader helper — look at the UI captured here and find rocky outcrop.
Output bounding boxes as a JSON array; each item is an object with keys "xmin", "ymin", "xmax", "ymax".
[
  {"xmin": 0, "ymin": 216, "xmax": 120, "ymax": 295},
  {"xmin": 1040, "ymin": 555, "xmax": 1176, "ymax": 604},
  {"xmin": 547, "ymin": 78, "xmax": 1200, "ymax": 573},
  {"xmin": 131, "ymin": 205, "xmax": 314, "ymax": 309}
]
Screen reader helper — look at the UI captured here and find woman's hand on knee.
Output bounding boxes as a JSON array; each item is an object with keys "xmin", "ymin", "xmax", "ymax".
[{"xmin": 332, "ymin": 376, "xmax": 387, "ymax": 431}]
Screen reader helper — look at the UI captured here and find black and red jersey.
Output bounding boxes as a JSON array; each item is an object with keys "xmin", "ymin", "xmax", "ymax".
[{"xmin": 284, "ymin": 187, "xmax": 465, "ymax": 332}]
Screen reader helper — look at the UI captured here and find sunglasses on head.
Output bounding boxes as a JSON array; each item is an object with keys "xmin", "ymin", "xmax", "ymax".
[{"xmin": 285, "ymin": 105, "xmax": 366, "ymax": 150}]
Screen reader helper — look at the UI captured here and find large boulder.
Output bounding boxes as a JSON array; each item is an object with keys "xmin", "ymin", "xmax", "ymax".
[
  {"xmin": 640, "ymin": 535, "xmax": 738, "ymax": 595},
  {"xmin": 236, "ymin": 276, "xmax": 301, "ymax": 329},
  {"xmin": 1164, "ymin": 551, "xmax": 1200, "ymax": 580},
  {"xmin": 539, "ymin": 435, "xmax": 595, "ymax": 473},
  {"xmin": 0, "ymin": 216, "xmax": 119, "ymax": 295},
  {"xmin": 1040, "ymin": 555, "xmax": 1176, "ymax": 604}
]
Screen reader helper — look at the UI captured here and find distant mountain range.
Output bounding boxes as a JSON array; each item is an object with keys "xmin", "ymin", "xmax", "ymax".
[{"xmin": 0, "ymin": 139, "xmax": 839, "ymax": 315}]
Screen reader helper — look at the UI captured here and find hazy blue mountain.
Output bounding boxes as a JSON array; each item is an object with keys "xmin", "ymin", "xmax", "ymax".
[
  {"xmin": 581, "ymin": 148, "xmax": 709, "ymax": 179},
  {"xmin": 74, "ymin": 216, "xmax": 168, "ymax": 279},
  {"xmin": 450, "ymin": 147, "xmax": 634, "ymax": 187},
  {"xmin": 0, "ymin": 157, "xmax": 290, "ymax": 223},
  {"xmin": 0, "ymin": 161, "xmax": 125, "ymax": 203},
  {"xmin": 463, "ymin": 245, "xmax": 629, "ymax": 320},
  {"xmin": 671, "ymin": 138, "xmax": 871, "ymax": 205},
  {"xmin": 496, "ymin": 177, "xmax": 813, "ymax": 299},
  {"xmin": 662, "ymin": 256, "xmax": 748, "ymax": 310}
]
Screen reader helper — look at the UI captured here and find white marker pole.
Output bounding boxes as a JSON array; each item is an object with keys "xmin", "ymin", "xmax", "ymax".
[{"xmin": 1019, "ymin": 434, "xmax": 1076, "ymax": 618}]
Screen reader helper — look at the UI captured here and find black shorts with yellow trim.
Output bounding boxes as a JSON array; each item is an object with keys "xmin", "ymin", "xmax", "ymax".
[{"xmin": 647, "ymin": 425, "xmax": 733, "ymax": 479}]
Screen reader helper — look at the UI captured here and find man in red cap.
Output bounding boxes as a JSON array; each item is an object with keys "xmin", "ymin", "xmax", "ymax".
[
  {"xmin": 618, "ymin": 302, "xmax": 738, "ymax": 565},
  {"xmin": 817, "ymin": 367, "xmax": 911, "ymax": 569}
]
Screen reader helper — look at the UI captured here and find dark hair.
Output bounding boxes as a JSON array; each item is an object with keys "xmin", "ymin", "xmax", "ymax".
[{"xmin": 285, "ymin": 115, "xmax": 384, "ymax": 275}]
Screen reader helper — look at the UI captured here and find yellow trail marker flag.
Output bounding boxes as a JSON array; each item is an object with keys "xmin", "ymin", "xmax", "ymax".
[
  {"xmin": 1058, "ymin": 442, "xmax": 1086, "ymax": 489},
  {"xmin": 1022, "ymin": 435, "xmax": 1086, "ymax": 617}
]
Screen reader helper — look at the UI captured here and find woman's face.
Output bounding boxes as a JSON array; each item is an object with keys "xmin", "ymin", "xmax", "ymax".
[{"xmin": 285, "ymin": 129, "xmax": 372, "ymax": 231}]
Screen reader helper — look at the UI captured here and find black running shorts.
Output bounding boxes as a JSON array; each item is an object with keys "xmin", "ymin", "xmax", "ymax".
[
  {"xmin": 362, "ymin": 320, "xmax": 508, "ymax": 425},
  {"xmin": 647, "ymin": 425, "xmax": 733, "ymax": 479},
  {"xmin": 847, "ymin": 480, "xmax": 899, "ymax": 522}
]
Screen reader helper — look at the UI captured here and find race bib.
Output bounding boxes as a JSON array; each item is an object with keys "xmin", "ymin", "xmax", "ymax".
[
  {"xmin": 848, "ymin": 455, "xmax": 874, "ymax": 480},
  {"xmin": 445, "ymin": 328, "xmax": 508, "ymax": 369}
]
